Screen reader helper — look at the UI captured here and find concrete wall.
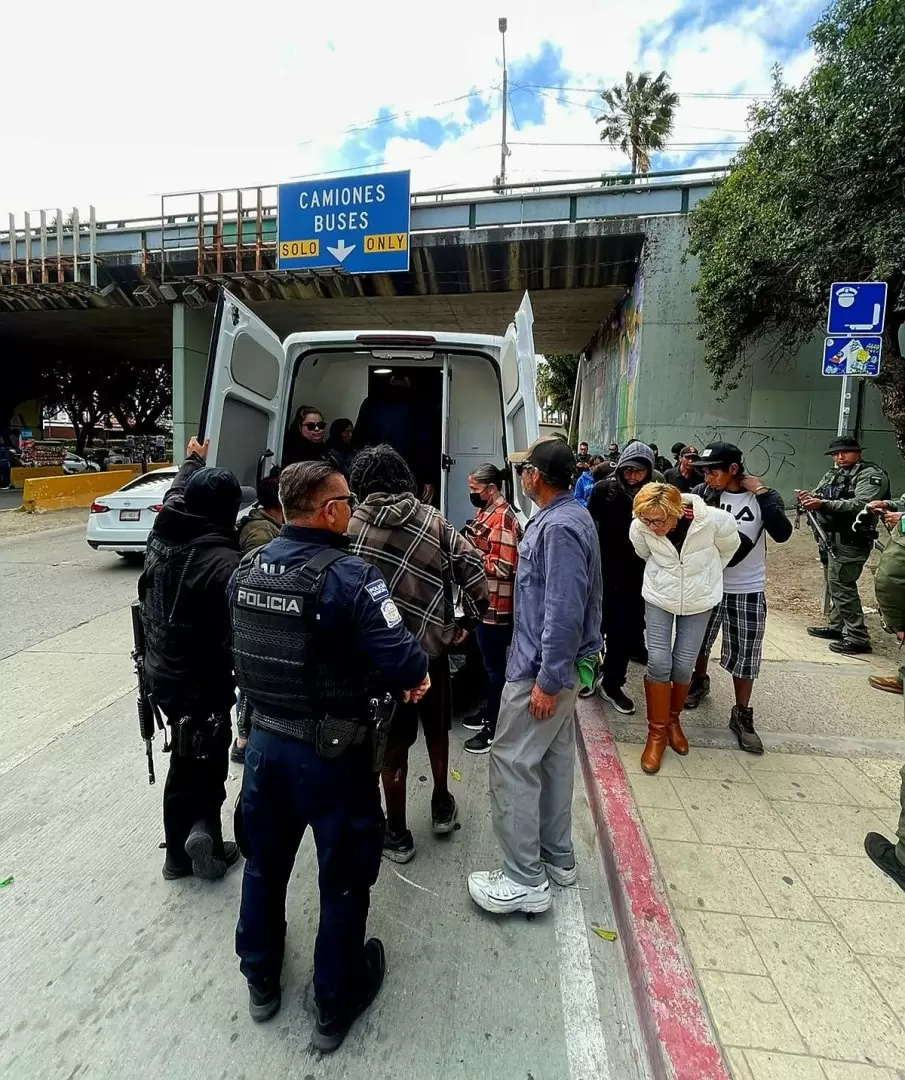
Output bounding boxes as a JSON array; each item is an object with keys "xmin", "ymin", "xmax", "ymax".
[
  {"xmin": 172, "ymin": 304, "xmax": 213, "ymax": 454},
  {"xmin": 579, "ymin": 216, "xmax": 905, "ymax": 502}
]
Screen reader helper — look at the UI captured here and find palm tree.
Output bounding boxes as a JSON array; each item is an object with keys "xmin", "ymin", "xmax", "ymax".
[{"xmin": 596, "ymin": 70, "xmax": 679, "ymax": 174}]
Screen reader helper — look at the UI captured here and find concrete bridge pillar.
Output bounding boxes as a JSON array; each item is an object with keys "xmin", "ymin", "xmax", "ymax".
[{"xmin": 171, "ymin": 304, "xmax": 212, "ymax": 453}]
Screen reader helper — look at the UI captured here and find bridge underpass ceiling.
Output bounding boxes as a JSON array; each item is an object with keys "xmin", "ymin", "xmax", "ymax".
[{"xmin": 0, "ymin": 227, "xmax": 644, "ymax": 358}]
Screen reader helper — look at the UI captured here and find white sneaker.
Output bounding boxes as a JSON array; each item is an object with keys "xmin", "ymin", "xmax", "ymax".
[
  {"xmin": 543, "ymin": 861, "xmax": 578, "ymax": 887},
  {"xmin": 467, "ymin": 869, "xmax": 552, "ymax": 914}
]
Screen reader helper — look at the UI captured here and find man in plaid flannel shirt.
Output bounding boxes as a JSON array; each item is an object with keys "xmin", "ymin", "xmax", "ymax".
[{"xmin": 348, "ymin": 444, "xmax": 488, "ymax": 865}]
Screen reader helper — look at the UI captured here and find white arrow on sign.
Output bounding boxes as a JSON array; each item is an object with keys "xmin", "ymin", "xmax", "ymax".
[{"xmin": 327, "ymin": 239, "xmax": 355, "ymax": 263}]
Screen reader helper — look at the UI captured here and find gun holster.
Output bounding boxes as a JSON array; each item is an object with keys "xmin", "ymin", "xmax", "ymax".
[
  {"xmin": 315, "ymin": 717, "xmax": 368, "ymax": 760},
  {"xmin": 171, "ymin": 713, "xmax": 227, "ymax": 761}
]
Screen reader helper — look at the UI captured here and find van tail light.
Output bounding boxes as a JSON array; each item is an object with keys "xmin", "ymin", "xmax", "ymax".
[
  {"xmin": 89, "ymin": 502, "xmax": 110, "ymax": 514},
  {"xmin": 149, "ymin": 504, "xmax": 164, "ymax": 513}
]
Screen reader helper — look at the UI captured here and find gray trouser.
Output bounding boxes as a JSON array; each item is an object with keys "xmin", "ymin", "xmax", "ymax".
[
  {"xmin": 645, "ymin": 603, "xmax": 712, "ymax": 685},
  {"xmin": 489, "ymin": 679, "xmax": 579, "ymax": 888}
]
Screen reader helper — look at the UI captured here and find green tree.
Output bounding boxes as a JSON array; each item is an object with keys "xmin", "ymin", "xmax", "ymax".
[
  {"xmin": 688, "ymin": 0, "xmax": 905, "ymax": 451},
  {"xmin": 536, "ymin": 354, "xmax": 579, "ymax": 426},
  {"xmin": 596, "ymin": 70, "xmax": 678, "ymax": 174}
]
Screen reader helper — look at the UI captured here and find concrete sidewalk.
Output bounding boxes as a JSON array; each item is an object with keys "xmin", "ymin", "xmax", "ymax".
[{"xmin": 610, "ymin": 610, "xmax": 905, "ymax": 1079}]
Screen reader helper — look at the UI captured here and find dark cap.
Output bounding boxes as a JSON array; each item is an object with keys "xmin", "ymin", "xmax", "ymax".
[
  {"xmin": 691, "ymin": 441, "xmax": 744, "ymax": 469},
  {"xmin": 184, "ymin": 466, "xmax": 242, "ymax": 526},
  {"xmin": 825, "ymin": 435, "xmax": 863, "ymax": 454},
  {"xmin": 509, "ymin": 436, "xmax": 576, "ymax": 482}
]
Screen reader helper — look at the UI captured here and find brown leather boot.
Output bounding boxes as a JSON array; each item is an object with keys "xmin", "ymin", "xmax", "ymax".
[
  {"xmin": 641, "ymin": 679, "xmax": 672, "ymax": 774},
  {"xmin": 667, "ymin": 682, "xmax": 690, "ymax": 755}
]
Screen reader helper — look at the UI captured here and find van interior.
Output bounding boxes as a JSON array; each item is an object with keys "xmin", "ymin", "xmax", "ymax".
[{"xmin": 286, "ymin": 347, "xmax": 520, "ymax": 527}]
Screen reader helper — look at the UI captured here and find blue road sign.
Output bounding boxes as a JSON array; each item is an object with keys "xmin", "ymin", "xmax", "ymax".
[
  {"xmin": 822, "ymin": 335, "xmax": 882, "ymax": 377},
  {"xmin": 277, "ymin": 170, "xmax": 410, "ymax": 274},
  {"xmin": 826, "ymin": 281, "xmax": 888, "ymax": 335}
]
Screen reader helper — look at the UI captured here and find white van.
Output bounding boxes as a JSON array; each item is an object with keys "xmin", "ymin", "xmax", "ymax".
[{"xmin": 198, "ymin": 288, "xmax": 540, "ymax": 527}]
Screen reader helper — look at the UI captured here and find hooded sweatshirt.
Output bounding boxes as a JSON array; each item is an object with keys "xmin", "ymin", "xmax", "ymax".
[
  {"xmin": 347, "ymin": 492, "xmax": 488, "ymax": 658},
  {"xmin": 587, "ymin": 440, "xmax": 656, "ymax": 591}
]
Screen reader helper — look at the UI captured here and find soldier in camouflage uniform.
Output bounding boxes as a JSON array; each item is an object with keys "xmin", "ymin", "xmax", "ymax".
[
  {"xmin": 800, "ymin": 435, "xmax": 889, "ymax": 655},
  {"xmin": 866, "ymin": 496, "xmax": 905, "ymax": 694}
]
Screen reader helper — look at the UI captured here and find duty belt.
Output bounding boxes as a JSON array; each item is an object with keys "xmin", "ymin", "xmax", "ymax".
[{"xmin": 250, "ymin": 706, "xmax": 370, "ymax": 754}]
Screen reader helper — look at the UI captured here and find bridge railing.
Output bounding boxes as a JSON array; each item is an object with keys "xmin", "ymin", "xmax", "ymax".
[{"xmin": 0, "ymin": 167, "xmax": 728, "ymax": 286}]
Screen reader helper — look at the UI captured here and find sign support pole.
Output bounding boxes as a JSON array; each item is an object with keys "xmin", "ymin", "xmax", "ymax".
[{"xmin": 837, "ymin": 375, "xmax": 852, "ymax": 436}]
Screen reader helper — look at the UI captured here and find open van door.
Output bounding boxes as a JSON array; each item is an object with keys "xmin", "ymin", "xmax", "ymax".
[
  {"xmin": 198, "ymin": 289, "xmax": 288, "ymax": 488},
  {"xmin": 500, "ymin": 292, "xmax": 540, "ymax": 514}
]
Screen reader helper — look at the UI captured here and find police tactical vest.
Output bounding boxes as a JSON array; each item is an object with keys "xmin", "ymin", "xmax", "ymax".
[
  {"xmin": 816, "ymin": 461, "xmax": 888, "ymax": 542},
  {"xmin": 139, "ymin": 532, "xmax": 206, "ymax": 673},
  {"xmin": 231, "ymin": 547, "xmax": 383, "ymax": 736}
]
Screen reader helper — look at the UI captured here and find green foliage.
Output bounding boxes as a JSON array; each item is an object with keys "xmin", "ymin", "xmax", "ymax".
[
  {"xmin": 536, "ymin": 354, "xmax": 579, "ymax": 423},
  {"xmin": 688, "ymin": 0, "xmax": 905, "ymax": 445},
  {"xmin": 596, "ymin": 71, "xmax": 679, "ymax": 174}
]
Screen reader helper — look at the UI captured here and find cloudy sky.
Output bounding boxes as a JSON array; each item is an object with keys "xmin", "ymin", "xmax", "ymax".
[{"xmin": 4, "ymin": 0, "xmax": 823, "ymax": 224}]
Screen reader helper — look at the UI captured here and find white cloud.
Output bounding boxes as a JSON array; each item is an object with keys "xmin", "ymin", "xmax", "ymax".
[{"xmin": 2, "ymin": 0, "xmax": 818, "ymax": 223}]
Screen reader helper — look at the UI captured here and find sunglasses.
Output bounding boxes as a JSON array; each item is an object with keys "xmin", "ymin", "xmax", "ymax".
[{"xmin": 303, "ymin": 421, "xmax": 327, "ymax": 432}]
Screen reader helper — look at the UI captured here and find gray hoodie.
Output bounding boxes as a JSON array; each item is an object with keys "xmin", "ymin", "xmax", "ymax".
[{"xmin": 617, "ymin": 440, "xmax": 655, "ymax": 478}]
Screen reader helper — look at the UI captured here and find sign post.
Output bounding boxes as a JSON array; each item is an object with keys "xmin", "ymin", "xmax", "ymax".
[
  {"xmin": 824, "ymin": 282, "xmax": 888, "ymax": 436},
  {"xmin": 276, "ymin": 170, "xmax": 411, "ymax": 275}
]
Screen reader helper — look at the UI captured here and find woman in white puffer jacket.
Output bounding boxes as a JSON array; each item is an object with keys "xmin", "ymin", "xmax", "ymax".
[{"xmin": 629, "ymin": 483, "xmax": 739, "ymax": 774}]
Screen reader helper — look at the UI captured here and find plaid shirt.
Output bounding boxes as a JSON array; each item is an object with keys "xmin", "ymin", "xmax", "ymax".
[
  {"xmin": 466, "ymin": 495, "xmax": 522, "ymax": 624},
  {"xmin": 347, "ymin": 493, "xmax": 488, "ymax": 658}
]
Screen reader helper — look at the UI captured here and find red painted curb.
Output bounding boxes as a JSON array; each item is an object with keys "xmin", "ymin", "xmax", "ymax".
[{"xmin": 575, "ymin": 698, "xmax": 730, "ymax": 1080}]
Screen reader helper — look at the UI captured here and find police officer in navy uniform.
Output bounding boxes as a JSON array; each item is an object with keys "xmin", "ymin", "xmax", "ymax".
[{"xmin": 231, "ymin": 459, "xmax": 430, "ymax": 1053}]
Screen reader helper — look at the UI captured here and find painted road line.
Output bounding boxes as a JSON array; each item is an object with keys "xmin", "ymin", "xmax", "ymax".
[
  {"xmin": 553, "ymin": 882, "xmax": 612, "ymax": 1080},
  {"xmin": 576, "ymin": 697, "xmax": 730, "ymax": 1080}
]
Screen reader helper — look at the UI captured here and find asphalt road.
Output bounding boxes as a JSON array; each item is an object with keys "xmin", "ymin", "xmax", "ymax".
[{"xmin": 0, "ymin": 525, "xmax": 649, "ymax": 1080}]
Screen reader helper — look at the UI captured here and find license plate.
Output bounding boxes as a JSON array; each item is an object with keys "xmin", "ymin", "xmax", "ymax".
[{"xmin": 119, "ymin": 509, "xmax": 141, "ymax": 521}]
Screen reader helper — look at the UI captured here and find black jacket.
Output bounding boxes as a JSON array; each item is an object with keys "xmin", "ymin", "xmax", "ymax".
[
  {"xmin": 138, "ymin": 454, "xmax": 241, "ymax": 713},
  {"xmin": 664, "ymin": 465, "xmax": 704, "ymax": 493},
  {"xmin": 693, "ymin": 482, "xmax": 793, "ymax": 567},
  {"xmin": 587, "ymin": 476, "xmax": 647, "ymax": 593}
]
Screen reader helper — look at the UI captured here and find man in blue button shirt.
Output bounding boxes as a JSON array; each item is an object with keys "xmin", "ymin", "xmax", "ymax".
[{"xmin": 468, "ymin": 438, "xmax": 603, "ymax": 915}]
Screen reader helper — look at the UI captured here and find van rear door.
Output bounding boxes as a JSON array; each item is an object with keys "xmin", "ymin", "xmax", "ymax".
[
  {"xmin": 198, "ymin": 289, "xmax": 288, "ymax": 487},
  {"xmin": 500, "ymin": 291, "xmax": 540, "ymax": 454}
]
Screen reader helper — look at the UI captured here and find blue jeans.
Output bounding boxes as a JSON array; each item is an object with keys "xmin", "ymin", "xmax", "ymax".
[
  {"xmin": 476, "ymin": 622, "xmax": 513, "ymax": 735},
  {"xmin": 644, "ymin": 603, "xmax": 711, "ymax": 685},
  {"xmin": 235, "ymin": 726, "xmax": 384, "ymax": 1010}
]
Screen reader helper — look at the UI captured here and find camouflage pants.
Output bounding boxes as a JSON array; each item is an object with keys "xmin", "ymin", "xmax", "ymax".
[{"xmin": 822, "ymin": 545, "xmax": 870, "ymax": 645}]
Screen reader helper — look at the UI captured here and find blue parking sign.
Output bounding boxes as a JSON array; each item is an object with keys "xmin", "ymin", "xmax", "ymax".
[
  {"xmin": 822, "ymin": 336, "xmax": 882, "ymax": 377},
  {"xmin": 826, "ymin": 281, "xmax": 887, "ymax": 335}
]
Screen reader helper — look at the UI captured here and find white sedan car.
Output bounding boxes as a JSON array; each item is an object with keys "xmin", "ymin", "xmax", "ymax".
[
  {"xmin": 86, "ymin": 467, "xmax": 257, "ymax": 560},
  {"xmin": 86, "ymin": 466, "xmax": 179, "ymax": 559}
]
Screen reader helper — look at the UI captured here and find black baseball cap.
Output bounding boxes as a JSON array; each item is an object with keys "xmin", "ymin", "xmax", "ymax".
[
  {"xmin": 825, "ymin": 435, "xmax": 862, "ymax": 454},
  {"xmin": 690, "ymin": 442, "xmax": 744, "ymax": 469},
  {"xmin": 510, "ymin": 436, "xmax": 576, "ymax": 482}
]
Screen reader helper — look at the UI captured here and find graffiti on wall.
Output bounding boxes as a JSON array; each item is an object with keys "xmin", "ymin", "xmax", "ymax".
[
  {"xmin": 692, "ymin": 427, "xmax": 798, "ymax": 482},
  {"xmin": 586, "ymin": 266, "xmax": 644, "ymax": 447}
]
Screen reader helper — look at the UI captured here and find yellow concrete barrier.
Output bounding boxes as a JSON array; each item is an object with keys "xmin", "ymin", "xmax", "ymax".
[
  {"xmin": 11, "ymin": 461, "xmax": 171, "ymax": 489},
  {"xmin": 21, "ymin": 464, "xmax": 173, "ymax": 513}
]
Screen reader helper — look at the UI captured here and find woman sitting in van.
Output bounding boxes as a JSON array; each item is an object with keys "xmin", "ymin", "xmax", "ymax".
[
  {"xmin": 462, "ymin": 464, "xmax": 522, "ymax": 756},
  {"xmin": 630, "ymin": 483, "xmax": 739, "ymax": 775},
  {"xmin": 325, "ymin": 417, "xmax": 355, "ymax": 476},
  {"xmin": 283, "ymin": 405, "xmax": 342, "ymax": 469}
]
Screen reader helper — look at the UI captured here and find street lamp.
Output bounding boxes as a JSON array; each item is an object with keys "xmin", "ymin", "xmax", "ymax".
[{"xmin": 497, "ymin": 17, "xmax": 509, "ymax": 192}]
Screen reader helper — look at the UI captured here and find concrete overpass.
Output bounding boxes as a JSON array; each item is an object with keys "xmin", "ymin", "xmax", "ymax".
[{"xmin": 0, "ymin": 169, "xmax": 722, "ymax": 364}]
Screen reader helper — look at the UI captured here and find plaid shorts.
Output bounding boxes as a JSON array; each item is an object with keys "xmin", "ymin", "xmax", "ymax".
[{"xmin": 702, "ymin": 592, "xmax": 767, "ymax": 680}]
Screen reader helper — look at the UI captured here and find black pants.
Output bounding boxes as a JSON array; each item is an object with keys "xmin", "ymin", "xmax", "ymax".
[
  {"xmin": 476, "ymin": 622, "xmax": 513, "ymax": 735},
  {"xmin": 601, "ymin": 589, "xmax": 645, "ymax": 693},
  {"xmin": 236, "ymin": 725, "xmax": 384, "ymax": 1011},
  {"xmin": 163, "ymin": 712, "xmax": 232, "ymax": 864}
]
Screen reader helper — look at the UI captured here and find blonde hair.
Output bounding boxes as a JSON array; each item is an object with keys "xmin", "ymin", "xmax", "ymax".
[{"xmin": 633, "ymin": 482, "xmax": 684, "ymax": 522}]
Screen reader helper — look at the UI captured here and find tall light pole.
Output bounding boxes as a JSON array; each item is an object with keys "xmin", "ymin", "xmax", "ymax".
[{"xmin": 498, "ymin": 17, "xmax": 509, "ymax": 192}]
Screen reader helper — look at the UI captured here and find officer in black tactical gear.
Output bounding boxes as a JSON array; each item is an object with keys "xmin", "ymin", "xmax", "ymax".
[
  {"xmin": 138, "ymin": 436, "xmax": 243, "ymax": 881},
  {"xmin": 231, "ymin": 459, "xmax": 430, "ymax": 1053},
  {"xmin": 800, "ymin": 435, "xmax": 890, "ymax": 654}
]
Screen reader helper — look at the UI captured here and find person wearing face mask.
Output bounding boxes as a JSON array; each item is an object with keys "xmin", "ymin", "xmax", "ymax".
[
  {"xmin": 462, "ymin": 464, "xmax": 523, "ymax": 755},
  {"xmin": 630, "ymin": 483, "xmax": 739, "ymax": 774},
  {"xmin": 467, "ymin": 438, "xmax": 602, "ymax": 916}
]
